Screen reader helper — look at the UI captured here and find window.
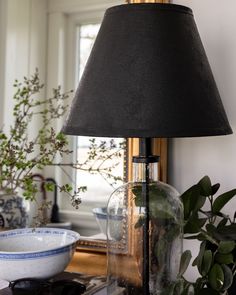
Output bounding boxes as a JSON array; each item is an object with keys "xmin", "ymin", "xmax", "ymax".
[
  {"xmin": 72, "ymin": 24, "xmax": 125, "ymax": 236},
  {"xmin": 78, "ymin": 24, "xmax": 100, "ymax": 79}
]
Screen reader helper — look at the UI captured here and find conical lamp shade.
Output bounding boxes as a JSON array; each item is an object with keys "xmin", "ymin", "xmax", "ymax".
[{"xmin": 62, "ymin": 3, "xmax": 232, "ymax": 138}]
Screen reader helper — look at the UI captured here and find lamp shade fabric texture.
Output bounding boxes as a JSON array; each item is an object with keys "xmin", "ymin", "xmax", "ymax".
[{"xmin": 62, "ymin": 3, "xmax": 232, "ymax": 138}]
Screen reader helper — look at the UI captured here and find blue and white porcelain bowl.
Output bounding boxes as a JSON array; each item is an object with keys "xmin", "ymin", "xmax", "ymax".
[
  {"xmin": 0, "ymin": 228, "xmax": 80, "ymax": 281},
  {"xmin": 92, "ymin": 207, "xmax": 124, "ymax": 241}
]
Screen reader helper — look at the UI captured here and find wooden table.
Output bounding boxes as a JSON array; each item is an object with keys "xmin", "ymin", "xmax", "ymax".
[
  {"xmin": 66, "ymin": 250, "xmax": 107, "ymax": 276},
  {"xmin": 69, "ymin": 250, "xmax": 141, "ymax": 287}
]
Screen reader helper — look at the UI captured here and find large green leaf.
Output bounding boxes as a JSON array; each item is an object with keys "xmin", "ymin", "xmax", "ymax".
[
  {"xmin": 215, "ymin": 253, "xmax": 234, "ymax": 265},
  {"xmin": 212, "ymin": 189, "xmax": 236, "ymax": 214},
  {"xmin": 184, "ymin": 213, "xmax": 207, "ymax": 234},
  {"xmin": 217, "ymin": 224, "xmax": 236, "ymax": 240},
  {"xmin": 196, "ymin": 241, "xmax": 206, "ymax": 272},
  {"xmin": 198, "ymin": 175, "xmax": 212, "ymax": 196},
  {"xmin": 221, "ymin": 264, "xmax": 233, "ymax": 291},
  {"xmin": 181, "ymin": 184, "xmax": 205, "ymax": 220},
  {"xmin": 208, "ymin": 264, "xmax": 224, "ymax": 291},
  {"xmin": 201, "ymin": 250, "xmax": 212, "ymax": 276},
  {"xmin": 179, "ymin": 250, "xmax": 192, "ymax": 277},
  {"xmin": 218, "ymin": 241, "xmax": 235, "ymax": 254}
]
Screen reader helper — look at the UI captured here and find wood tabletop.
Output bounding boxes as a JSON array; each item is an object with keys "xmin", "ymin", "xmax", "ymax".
[{"xmin": 66, "ymin": 251, "xmax": 107, "ymax": 276}]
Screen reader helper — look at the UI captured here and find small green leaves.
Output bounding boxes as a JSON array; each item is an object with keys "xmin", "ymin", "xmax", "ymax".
[
  {"xmin": 60, "ymin": 183, "xmax": 73, "ymax": 192},
  {"xmin": 44, "ymin": 182, "xmax": 55, "ymax": 192},
  {"xmin": 132, "ymin": 185, "xmax": 176, "ymax": 220},
  {"xmin": 180, "ymin": 176, "xmax": 236, "ymax": 295},
  {"xmin": 179, "ymin": 250, "xmax": 192, "ymax": 277},
  {"xmin": 0, "ymin": 70, "xmax": 125, "ymax": 228}
]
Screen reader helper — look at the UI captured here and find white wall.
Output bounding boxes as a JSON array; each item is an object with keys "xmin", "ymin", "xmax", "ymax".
[
  {"xmin": 0, "ymin": 0, "xmax": 48, "ymax": 129},
  {"xmin": 170, "ymin": 0, "xmax": 236, "ymax": 280},
  {"xmin": 0, "ymin": 0, "xmax": 48, "ymax": 224}
]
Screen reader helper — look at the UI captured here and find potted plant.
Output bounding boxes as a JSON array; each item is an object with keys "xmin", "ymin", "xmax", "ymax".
[
  {"xmin": 164, "ymin": 176, "xmax": 236, "ymax": 295},
  {"xmin": 0, "ymin": 70, "xmax": 124, "ymax": 228}
]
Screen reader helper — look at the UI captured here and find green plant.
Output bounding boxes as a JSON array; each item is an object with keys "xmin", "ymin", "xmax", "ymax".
[
  {"xmin": 0, "ymin": 70, "xmax": 73, "ymax": 199},
  {"xmin": 0, "ymin": 70, "xmax": 124, "ymax": 214},
  {"xmin": 176, "ymin": 176, "xmax": 236, "ymax": 295}
]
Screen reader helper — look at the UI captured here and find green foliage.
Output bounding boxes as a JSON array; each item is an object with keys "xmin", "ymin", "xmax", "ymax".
[
  {"xmin": 176, "ymin": 176, "xmax": 236, "ymax": 295},
  {"xmin": 179, "ymin": 250, "xmax": 192, "ymax": 278},
  {"xmin": 132, "ymin": 184, "xmax": 177, "ymax": 219},
  {"xmin": 0, "ymin": 69, "xmax": 72, "ymax": 200},
  {"xmin": 0, "ymin": 70, "xmax": 125, "ymax": 219}
]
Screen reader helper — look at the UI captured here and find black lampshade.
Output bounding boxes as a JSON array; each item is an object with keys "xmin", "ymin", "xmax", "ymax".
[{"xmin": 62, "ymin": 3, "xmax": 232, "ymax": 138}]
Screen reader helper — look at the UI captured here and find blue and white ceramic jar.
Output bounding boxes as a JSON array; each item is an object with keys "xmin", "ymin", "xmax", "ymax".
[{"xmin": 0, "ymin": 191, "xmax": 28, "ymax": 228}]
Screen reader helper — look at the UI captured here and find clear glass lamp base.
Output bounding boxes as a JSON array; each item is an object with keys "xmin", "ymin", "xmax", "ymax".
[{"xmin": 106, "ymin": 177, "xmax": 183, "ymax": 295}]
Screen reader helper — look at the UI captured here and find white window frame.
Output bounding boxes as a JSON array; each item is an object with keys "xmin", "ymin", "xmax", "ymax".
[{"xmin": 46, "ymin": 0, "xmax": 123, "ymax": 234}]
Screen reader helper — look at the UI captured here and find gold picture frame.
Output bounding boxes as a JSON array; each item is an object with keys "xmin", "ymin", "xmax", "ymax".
[{"xmin": 77, "ymin": 138, "xmax": 167, "ymax": 253}]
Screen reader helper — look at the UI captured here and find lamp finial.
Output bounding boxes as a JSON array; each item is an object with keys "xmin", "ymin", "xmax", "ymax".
[{"xmin": 126, "ymin": 0, "xmax": 170, "ymax": 3}]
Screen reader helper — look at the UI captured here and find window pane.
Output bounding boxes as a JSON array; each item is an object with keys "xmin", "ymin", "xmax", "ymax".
[
  {"xmin": 76, "ymin": 137, "xmax": 125, "ymax": 203},
  {"xmin": 79, "ymin": 24, "xmax": 100, "ymax": 79},
  {"xmin": 76, "ymin": 24, "xmax": 125, "ymax": 236}
]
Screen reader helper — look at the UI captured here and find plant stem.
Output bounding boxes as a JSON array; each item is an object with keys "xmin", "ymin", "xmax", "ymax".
[{"xmin": 200, "ymin": 229, "xmax": 219, "ymax": 246}]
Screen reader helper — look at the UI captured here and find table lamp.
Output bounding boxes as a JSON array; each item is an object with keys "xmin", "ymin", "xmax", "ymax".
[{"xmin": 62, "ymin": 1, "xmax": 232, "ymax": 294}]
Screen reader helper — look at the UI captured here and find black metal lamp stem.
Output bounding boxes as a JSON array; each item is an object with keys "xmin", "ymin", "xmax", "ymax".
[
  {"xmin": 142, "ymin": 162, "xmax": 150, "ymax": 294},
  {"xmin": 140, "ymin": 138, "xmax": 151, "ymax": 294}
]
